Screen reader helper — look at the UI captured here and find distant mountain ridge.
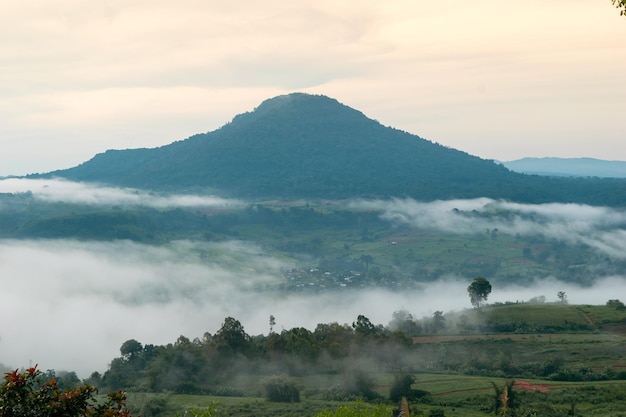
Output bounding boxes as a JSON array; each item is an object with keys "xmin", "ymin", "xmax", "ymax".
[
  {"xmin": 502, "ymin": 157, "xmax": 626, "ymax": 178},
  {"xmin": 39, "ymin": 93, "xmax": 626, "ymax": 205}
]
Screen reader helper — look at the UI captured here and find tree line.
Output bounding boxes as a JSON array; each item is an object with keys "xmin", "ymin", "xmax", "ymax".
[{"xmin": 91, "ymin": 315, "xmax": 417, "ymax": 395}]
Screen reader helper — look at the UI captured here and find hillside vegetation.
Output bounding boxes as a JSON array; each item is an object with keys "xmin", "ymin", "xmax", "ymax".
[
  {"xmin": 79, "ymin": 301, "xmax": 626, "ymax": 417},
  {"xmin": 39, "ymin": 94, "xmax": 626, "ymax": 205},
  {"xmin": 1, "ymin": 194, "xmax": 624, "ymax": 286}
]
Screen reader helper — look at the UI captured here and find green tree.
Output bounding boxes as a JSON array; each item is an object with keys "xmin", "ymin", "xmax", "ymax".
[
  {"xmin": 120, "ymin": 339, "xmax": 143, "ymax": 359},
  {"xmin": 0, "ymin": 366, "xmax": 133, "ymax": 417},
  {"xmin": 612, "ymin": 0, "xmax": 626, "ymax": 16},
  {"xmin": 352, "ymin": 315, "xmax": 382, "ymax": 337},
  {"xmin": 214, "ymin": 317, "xmax": 251, "ymax": 356},
  {"xmin": 467, "ymin": 277, "xmax": 492, "ymax": 308}
]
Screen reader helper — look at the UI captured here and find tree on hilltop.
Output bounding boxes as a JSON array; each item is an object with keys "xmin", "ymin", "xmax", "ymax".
[{"xmin": 468, "ymin": 277, "xmax": 492, "ymax": 308}]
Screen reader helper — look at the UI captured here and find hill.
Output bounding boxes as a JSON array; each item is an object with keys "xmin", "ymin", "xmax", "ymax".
[
  {"xmin": 39, "ymin": 93, "xmax": 626, "ymax": 204},
  {"xmin": 503, "ymin": 157, "xmax": 626, "ymax": 178}
]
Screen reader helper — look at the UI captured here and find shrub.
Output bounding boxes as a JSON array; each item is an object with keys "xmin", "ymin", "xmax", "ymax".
[
  {"xmin": 0, "ymin": 366, "xmax": 133, "ymax": 417},
  {"xmin": 315, "ymin": 401, "xmax": 393, "ymax": 417},
  {"xmin": 390, "ymin": 375, "xmax": 413, "ymax": 403},
  {"xmin": 262, "ymin": 376, "xmax": 300, "ymax": 402}
]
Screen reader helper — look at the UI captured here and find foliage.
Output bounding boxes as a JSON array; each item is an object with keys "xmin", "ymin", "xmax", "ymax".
[
  {"xmin": 262, "ymin": 376, "xmax": 300, "ymax": 403},
  {"xmin": 607, "ymin": 299, "xmax": 626, "ymax": 310},
  {"xmin": 4, "ymin": 194, "xmax": 626, "ymax": 288},
  {"xmin": 613, "ymin": 0, "xmax": 626, "ymax": 16},
  {"xmin": 173, "ymin": 402, "xmax": 221, "ymax": 417},
  {"xmin": 38, "ymin": 93, "xmax": 626, "ymax": 206},
  {"xmin": 214, "ymin": 317, "xmax": 251, "ymax": 356},
  {"xmin": 315, "ymin": 401, "xmax": 393, "ymax": 417},
  {"xmin": 490, "ymin": 380, "xmax": 516, "ymax": 415},
  {"xmin": 467, "ymin": 277, "xmax": 492, "ymax": 308},
  {"xmin": 120, "ymin": 339, "xmax": 143, "ymax": 359},
  {"xmin": 389, "ymin": 375, "xmax": 431, "ymax": 403},
  {"xmin": 0, "ymin": 366, "xmax": 133, "ymax": 417}
]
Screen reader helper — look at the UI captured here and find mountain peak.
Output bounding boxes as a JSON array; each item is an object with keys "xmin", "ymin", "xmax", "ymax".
[
  {"xmin": 255, "ymin": 93, "xmax": 340, "ymax": 110},
  {"xmin": 229, "ymin": 92, "xmax": 368, "ymax": 128},
  {"xmin": 39, "ymin": 94, "xmax": 626, "ymax": 205}
]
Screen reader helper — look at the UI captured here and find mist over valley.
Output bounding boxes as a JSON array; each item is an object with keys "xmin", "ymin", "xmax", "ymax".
[
  {"xmin": 3, "ymin": 178, "xmax": 626, "ymax": 378},
  {"xmin": 3, "ymin": 95, "xmax": 626, "ymax": 416}
]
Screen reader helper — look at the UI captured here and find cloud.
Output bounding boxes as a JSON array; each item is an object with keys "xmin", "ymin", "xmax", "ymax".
[
  {"xmin": 0, "ymin": 178, "xmax": 241, "ymax": 208},
  {"xmin": 353, "ymin": 197, "xmax": 626, "ymax": 260}
]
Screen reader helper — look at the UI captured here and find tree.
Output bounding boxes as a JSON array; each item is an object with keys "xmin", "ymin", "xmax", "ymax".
[
  {"xmin": 388, "ymin": 310, "xmax": 421, "ymax": 336},
  {"xmin": 389, "ymin": 375, "xmax": 415, "ymax": 403},
  {"xmin": 467, "ymin": 277, "xmax": 492, "ymax": 308},
  {"xmin": 214, "ymin": 316, "xmax": 251, "ymax": 355},
  {"xmin": 557, "ymin": 291, "xmax": 567, "ymax": 304},
  {"xmin": 431, "ymin": 311, "xmax": 446, "ymax": 333},
  {"xmin": 120, "ymin": 339, "xmax": 143, "ymax": 359},
  {"xmin": 269, "ymin": 315, "xmax": 276, "ymax": 334},
  {"xmin": 0, "ymin": 366, "xmax": 133, "ymax": 417},
  {"xmin": 612, "ymin": 0, "xmax": 626, "ymax": 17},
  {"xmin": 607, "ymin": 299, "xmax": 626, "ymax": 310},
  {"xmin": 352, "ymin": 315, "xmax": 382, "ymax": 337}
]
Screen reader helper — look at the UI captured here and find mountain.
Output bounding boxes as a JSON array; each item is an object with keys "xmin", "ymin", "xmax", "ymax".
[
  {"xmin": 502, "ymin": 157, "xmax": 626, "ymax": 178},
  {"xmin": 40, "ymin": 93, "xmax": 626, "ymax": 205}
]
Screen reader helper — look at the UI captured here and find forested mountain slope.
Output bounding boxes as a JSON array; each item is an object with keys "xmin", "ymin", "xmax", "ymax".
[{"xmin": 41, "ymin": 93, "xmax": 626, "ymax": 205}]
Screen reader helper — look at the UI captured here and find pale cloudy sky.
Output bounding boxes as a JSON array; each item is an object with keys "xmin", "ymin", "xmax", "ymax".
[{"xmin": 1, "ymin": 1, "xmax": 624, "ymax": 176}]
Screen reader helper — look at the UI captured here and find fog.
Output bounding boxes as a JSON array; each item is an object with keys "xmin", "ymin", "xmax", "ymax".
[
  {"xmin": 0, "ymin": 178, "xmax": 241, "ymax": 208},
  {"xmin": 355, "ymin": 198, "xmax": 626, "ymax": 260},
  {"xmin": 2, "ymin": 238, "xmax": 625, "ymax": 378},
  {"xmin": 2, "ymin": 181, "xmax": 626, "ymax": 377}
]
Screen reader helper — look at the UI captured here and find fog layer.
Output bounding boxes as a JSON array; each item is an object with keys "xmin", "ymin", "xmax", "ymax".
[
  {"xmin": 0, "ymin": 178, "xmax": 240, "ymax": 208},
  {"xmin": 355, "ymin": 198, "xmax": 626, "ymax": 260},
  {"xmin": 2, "ymin": 181, "xmax": 626, "ymax": 377},
  {"xmin": 2, "ymin": 239, "xmax": 625, "ymax": 377}
]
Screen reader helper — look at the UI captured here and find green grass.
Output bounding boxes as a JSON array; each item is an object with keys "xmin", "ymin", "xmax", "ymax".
[
  {"xmin": 579, "ymin": 304, "xmax": 626, "ymax": 326},
  {"xmin": 485, "ymin": 303, "xmax": 588, "ymax": 327},
  {"xmin": 125, "ymin": 374, "xmax": 626, "ymax": 417}
]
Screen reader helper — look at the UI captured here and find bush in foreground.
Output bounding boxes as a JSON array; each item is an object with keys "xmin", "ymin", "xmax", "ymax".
[{"xmin": 0, "ymin": 366, "xmax": 133, "ymax": 417}]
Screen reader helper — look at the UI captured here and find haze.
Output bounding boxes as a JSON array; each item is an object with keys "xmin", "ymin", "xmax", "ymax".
[
  {"xmin": 1, "ymin": 2, "xmax": 625, "ymax": 176},
  {"xmin": 2, "ymin": 179, "xmax": 626, "ymax": 377}
]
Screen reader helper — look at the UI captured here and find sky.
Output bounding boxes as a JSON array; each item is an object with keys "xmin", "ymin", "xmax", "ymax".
[{"xmin": 1, "ymin": 1, "xmax": 625, "ymax": 176}]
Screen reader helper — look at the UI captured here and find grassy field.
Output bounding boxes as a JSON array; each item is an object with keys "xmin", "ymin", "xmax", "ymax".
[{"xmin": 126, "ymin": 374, "xmax": 626, "ymax": 416}]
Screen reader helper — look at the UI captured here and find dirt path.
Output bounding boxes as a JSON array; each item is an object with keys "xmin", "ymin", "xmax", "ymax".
[{"xmin": 572, "ymin": 306, "xmax": 598, "ymax": 330}]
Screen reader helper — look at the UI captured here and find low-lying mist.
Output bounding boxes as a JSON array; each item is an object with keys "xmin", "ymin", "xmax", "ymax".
[
  {"xmin": 2, "ymin": 179, "xmax": 626, "ymax": 378},
  {"xmin": 2, "ymin": 238, "xmax": 625, "ymax": 378},
  {"xmin": 0, "ymin": 178, "xmax": 241, "ymax": 208},
  {"xmin": 354, "ymin": 198, "xmax": 626, "ymax": 260}
]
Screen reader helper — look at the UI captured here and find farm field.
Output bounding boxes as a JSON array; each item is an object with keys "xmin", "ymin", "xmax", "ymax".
[{"xmin": 113, "ymin": 302, "xmax": 626, "ymax": 417}]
